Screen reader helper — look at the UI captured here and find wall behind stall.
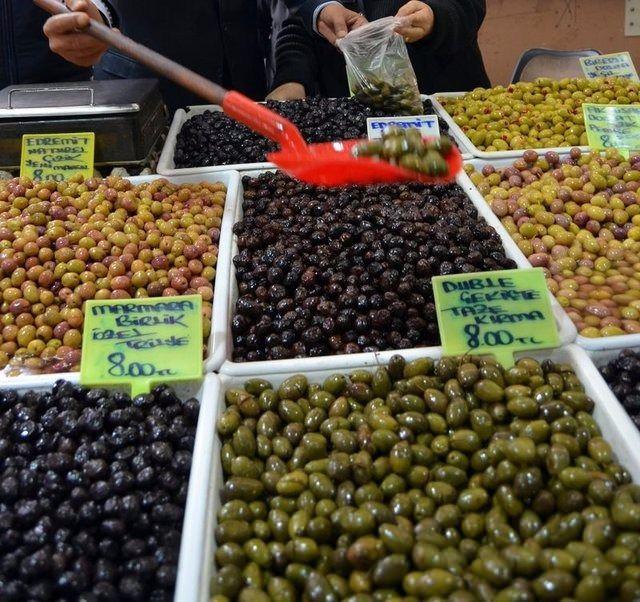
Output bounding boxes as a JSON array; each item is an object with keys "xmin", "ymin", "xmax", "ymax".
[{"xmin": 480, "ymin": 0, "xmax": 640, "ymax": 85}]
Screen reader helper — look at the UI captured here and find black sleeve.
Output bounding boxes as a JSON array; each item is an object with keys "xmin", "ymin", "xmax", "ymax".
[
  {"xmin": 271, "ymin": 14, "xmax": 319, "ymax": 93},
  {"xmin": 373, "ymin": 0, "xmax": 485, "ymax": 53},
  {"xmin": 421, "ymin": 0, "xmax": 486, "ymax": 54},
  {"xmin": 280, "ymin": 0, "xmax": 327, "ymax": 33}
]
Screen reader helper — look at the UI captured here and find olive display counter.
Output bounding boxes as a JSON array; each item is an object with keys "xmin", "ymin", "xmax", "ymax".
[
  {"xmin": 6, "ymin": 73, "xmax": 640, "ymax": 601},
  {"xmin": 183, "ymin": 346, "xmax": 640, "ymax": 601},
  {"xmin": 0, "ymin": 173, "xmax": 240, "ymax": 377},
  {"xmin": 432, "ymin": 77, "xmax": 640, "ymax": 159},
  {"xmin": 463, "ymin": 150, "xmax": 640, "ymax": 350}
]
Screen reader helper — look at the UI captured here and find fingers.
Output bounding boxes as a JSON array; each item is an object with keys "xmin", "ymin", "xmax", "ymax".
[
  {"xmin": 394, "ymin": 1, "xmax": 433, "ymax": 42},
  {"xmin": 43, "ymin": 5, "xmax": 109, "ymax": 67},
  {"xmin": 43, "ymin": 12, "xmax": 90, "ymax": 36},
  {"xmin": 327, "ymin": 11, "xmax": 349, "ymax": 40},
  {"xmin": 318, "ymin": 5, "xmax": 366, "ymax": 45},
  {"xmin": 395, "ymin": 25, "xmax": 424, "ymax": 42},
  {"xmin": 67, "ymin": 0, "xmax": 103, "ymax": 20},
  {"xmin": 66, "ymin": 0, "xmax": 88, "ymax": 11},
  {"xmin": 347, "ymin": 12, "xmax": 369, "ymax": 30},
  {"xmin": 396, "ymin": 0, "xmax": 424, "ymax": 18},
  {"xmin": 317, "ymin": 20, "xmax": 338, "ymax": 45}
]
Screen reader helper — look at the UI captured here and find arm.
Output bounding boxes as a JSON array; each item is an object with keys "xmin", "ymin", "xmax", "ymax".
[
  {"xmin": 280, "ymin": 0, "xmax": 326, "ymax": 32},
  {"xmin": 269, "ymin": 14, "xmax": 318, "ymax": 98},
  {"xmin": 281, "ymin": 0, "xmax": 367, "ymax": 45},
  {"xmin": 418, "ymin": 0, "xmax": 485, "ymax": 52}
]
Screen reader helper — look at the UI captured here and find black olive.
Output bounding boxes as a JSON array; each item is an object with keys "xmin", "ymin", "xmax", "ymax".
[
  {"xmin": 175, "ymin": 98, "xmax": 450, "ymax": 168},
  {"xmin": 0, "ymin": 382, "xmax": 195, "ymax": 598},
  {"xmin": 601, "ymin": 350, "xmax": 640, "ymax": 429}
]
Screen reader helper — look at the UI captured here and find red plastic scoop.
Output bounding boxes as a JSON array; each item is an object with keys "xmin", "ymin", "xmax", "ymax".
[{"xmin": 35, "ymin": 0, "xmax": 462, "ymax": 187}]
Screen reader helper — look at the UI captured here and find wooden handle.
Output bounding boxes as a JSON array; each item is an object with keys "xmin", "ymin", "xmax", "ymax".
[{"xmin": 34, "ymin": 0, "xmax": 227, "ymax": 105}]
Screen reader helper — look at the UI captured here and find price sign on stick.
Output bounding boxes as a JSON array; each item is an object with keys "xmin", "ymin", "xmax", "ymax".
[
  {"xmin": 81, "ymin": 295, "xmax": 202, "ymax": 397},
  {"xmin": 583, "ymin": 103, "xmax": 640, "ymax": 159},
  {"xmin": 433, "ymin": 269, "xmax": 559, "ymax": 367},
  {"xmin": 20, "ymin": 132, "xmax": 94, "ymax": 181},
  {"xmin": 580, "ymin": 52, "xmax": 639, "ymax": 81}
]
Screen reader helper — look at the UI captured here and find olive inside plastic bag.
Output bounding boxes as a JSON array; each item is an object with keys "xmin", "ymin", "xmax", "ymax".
[{"xmin": 337, "ymin": 16, "xmax": 423, "ymax": 116}]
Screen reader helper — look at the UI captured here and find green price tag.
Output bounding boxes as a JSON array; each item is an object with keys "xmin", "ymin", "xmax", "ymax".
[
  {"xmin": 20, "ymin": 132, "xmax": 95, "ymax": 181},
  {"xmin": 580, "ymin": 52, "xmax": 639, "ymax": 82},
  {"xmin": 80, "ymin": 295, "xmax": 203, "ymax": 397},
  {"xmin": 583, "ymin": 103, "xmax": 640, "ymax": 159},
  {"xmin": 433, "ymin": 268, "xmax": 560, "ymax": 366}
]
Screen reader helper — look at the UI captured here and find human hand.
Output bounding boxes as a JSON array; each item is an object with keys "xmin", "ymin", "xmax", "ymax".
[
  {"xmin": 43, "ymin": 0, "xmax": 111, "ymax": 67},
  {"xmin": 266, "ymin": 83, "xmax": 306, "ymax": 101},
  {"xmin": 395, "ymin": 0, "xmax": 434, "ymax": 43},
  {"xmin": 317, "ymin": 3, "xmax": 368, "ymax": 46}
]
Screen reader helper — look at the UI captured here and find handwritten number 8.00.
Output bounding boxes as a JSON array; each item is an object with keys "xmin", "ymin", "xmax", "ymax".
[
  {"xmin": 107, "ymin": 352, "xmax": 174, "ymax": 378},
  {"xmin": 464, "ymin": 325, "xmax": 524, "ymax": 348}
]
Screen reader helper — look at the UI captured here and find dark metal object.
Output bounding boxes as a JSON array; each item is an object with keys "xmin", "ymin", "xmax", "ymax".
[{"xmin": 0, "ymin": 79, "xmax": 166, "ymax": 168}]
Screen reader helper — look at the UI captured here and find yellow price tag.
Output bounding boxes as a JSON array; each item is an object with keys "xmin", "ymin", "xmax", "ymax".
[
  {"xmin": 433, "ymin": 269, "xmax": 560, "ymax": 367},
  {"xmin": 80, "ymin": 295, "xmax": 203, "ymax": 397},
  {"xmin": 20, "ymin": 132, "xmax": 95, "ymax": 181},
  {"xmin": 583, "ymin": 103, "xmax": 640, "ymax": 159},
  {"xmin": 580, "ymin": 52, "xmax": 639, "ymax": 82}
]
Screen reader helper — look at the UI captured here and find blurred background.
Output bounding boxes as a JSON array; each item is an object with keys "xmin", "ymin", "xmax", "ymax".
[{"xmin": 481, "ymin": 0, "xmax": 640, "ymax": 84}]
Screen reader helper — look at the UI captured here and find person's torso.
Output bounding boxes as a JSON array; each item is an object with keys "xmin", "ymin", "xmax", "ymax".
[
  {"xmin": 313, "ymin": 0, "xmax": 489, "ymax": 95},
  {"xmin": 96, "ymin": 0, "xmax": 267, "ymax": 111}
]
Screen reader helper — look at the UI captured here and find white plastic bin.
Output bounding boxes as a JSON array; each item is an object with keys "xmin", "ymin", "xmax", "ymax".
[
  {"xmin": 0, "ymin": 172, "xmax": 240, "ymax": 380},
  {"xmin": 182, "ymin": 344, "xmax": 640, "ymax": 602},
  {"xmin": 157, "ymin": 100, "xmax": 474, "ymax": 177},
  {"xmin": 217, "ymin": 169, "xmax": 576, "ymax": 376},
  {"xmin": 0, "ymin": 372, "xmax": 218, "ymax": 602},
  {"xmin": 462, "ymin": 157, "xmax": 640, "ymax": 352},
  {"xmin": 430, "ymin": 92, "xmax": 591, "ymax": 161}
]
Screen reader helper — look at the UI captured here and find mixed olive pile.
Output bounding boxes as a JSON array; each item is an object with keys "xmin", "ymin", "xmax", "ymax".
[
  {"xmin": 440, "ymin": 77, "xmax": 640, "ymax": 152},
  {"xmin": 600, "ymin": 349, "xmax": 640, "ymax": 430},
  {"xmin": 174, "ymin": 97, "xmax": 449, "ymax": 169},
  {"xmin": 354, "ymin": 129, "xmax": 454, "ymax": 177},
  {"xmin": 231, "ymin": 171, "xmax": 515, "ymax": 362},
  {"xmin": 352, "ymin": 78, "xmax": 423, "ymax": 116},
  {"xmin": 213, "ymin": 354, "xmax": 640, "ymax": 601},
  {"xmin": 0, "ymin": 381, "xmax": 199, "ymax": 600},
  {"xmin": 467, "ymin": 148, "xmax": 640, "ymax": 338},
  {"xmin": 0, "ymin": 176, "xmax": 224, "ymax": 374}
]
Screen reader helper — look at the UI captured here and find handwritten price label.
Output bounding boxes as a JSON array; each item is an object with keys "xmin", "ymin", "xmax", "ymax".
[
  {"xmin": 20, "ymin": 132, "xmax": 94, "ymax": 181},
  {"xmin": 80, "ymin": 295, "xmax": 202, "ymax": 396},
  {"xmin": 583, "ymin": 103, "xmax": 640, "ymax": 158},
  {"xmin": 433, "ymin": 269, "xmax": 559, "ymax": 366},
  {"xmin": 580, "ymin": 52, "xmax": 639, "ymax": 82},
  {"xmin": 366, "ymin": 115, "xmax": 440, "ymax": 140}
]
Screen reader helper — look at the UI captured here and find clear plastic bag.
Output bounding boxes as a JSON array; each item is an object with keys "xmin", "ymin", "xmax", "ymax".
[{"xmin": 337, "ymin": 16, "xmax": 423, "ymax": 116}]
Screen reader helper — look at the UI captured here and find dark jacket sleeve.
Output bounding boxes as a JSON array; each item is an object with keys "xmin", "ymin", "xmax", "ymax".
[
  {"xmin": 422, "ymin": 0, "xmax": 486, "ymax": 54},
  {"xmin": 364, "ymin": 0, "xmax": 485, "ymax": 55},
  {"xmin": 280, "ymin": 0, "xmax": 327, "ymax": 33},
  {"xmin": 271, "ymin": 14, "xmax": 319, "ymax": 93}
]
